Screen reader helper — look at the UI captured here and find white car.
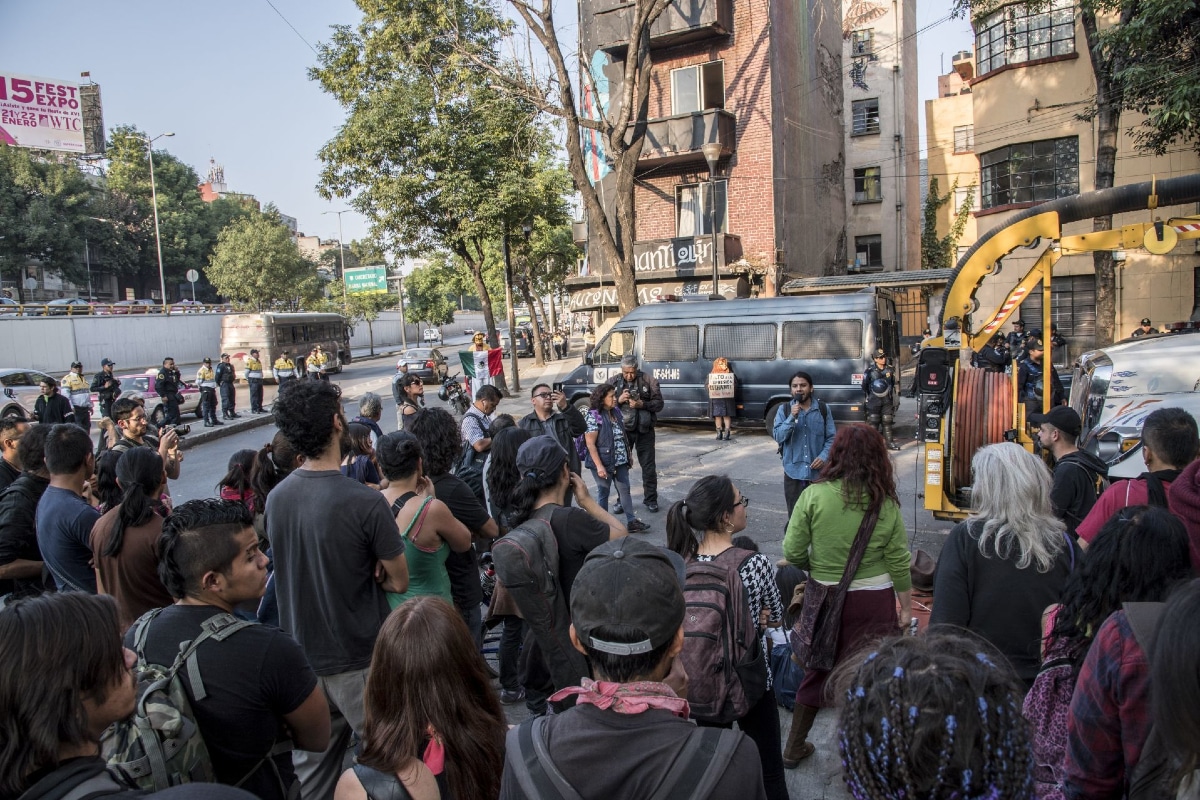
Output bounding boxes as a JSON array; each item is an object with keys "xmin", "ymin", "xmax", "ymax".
[{"xmin": 423, "ymin": 328, "xmax": 442, "ymax": 344}]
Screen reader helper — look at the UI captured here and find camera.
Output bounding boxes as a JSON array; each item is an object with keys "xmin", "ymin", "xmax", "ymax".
[
  {"xmin": 164, "ymin": 424, "xmax": 190, "ymax": 436},
  {"xmin": 552, "ymin": 381, "xmax": 564, "ymax": 393}
]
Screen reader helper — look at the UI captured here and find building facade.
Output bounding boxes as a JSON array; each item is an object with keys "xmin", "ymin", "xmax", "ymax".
[{"xmin": 923, "ymin": 50, "xmax": 979, "ymax": 262}]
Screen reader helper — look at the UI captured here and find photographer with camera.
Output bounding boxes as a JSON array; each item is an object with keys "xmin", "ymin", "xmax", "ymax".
[
  {"xmin": 109, "ymin": 398, "xmax": 182, "ymax": 481},
  {"xmin": 607, "ymin": 356, "xmax": 664, "ymax": 514},
  {"xmin": 772, "ymin": 371, "xmax": 836, "ymax": 519}
]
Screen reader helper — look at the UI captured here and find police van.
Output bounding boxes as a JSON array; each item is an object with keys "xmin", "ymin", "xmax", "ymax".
[{"xmin": 561, "ymin": 290, "xmax": 901, "ymax": 424}]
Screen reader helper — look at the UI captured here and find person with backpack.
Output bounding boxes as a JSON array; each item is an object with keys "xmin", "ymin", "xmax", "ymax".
[
  {"xmin": 666, "ymin": 475, "xmax": 788, "ymax": 800},
  {"xmin": 773, "ymin": 371, "xmax": 836, "ymax": 519},
  {"xmin": 1032, "ymin": 406, "xmax": 1109, "ymax": 539},
  {"xmin": 781, "ymin": 424, "xmax": 912, "ymax": 769},
  {"xmin": 0, "ymin": 424, "xmax": 53, "ymax": 601},
  {"xmin": 583, "ymin": 383, "xmax": 650, "ymax": 533},
  {"xmin": 1148, "ymin": 579, "xmax": 1200, "ymax": 800},
  {"xmin": 126, "ymin": 499, "xmax": 330, "ymax": 800},
  {"xmin": 498, "ymin": 537, "xmax": 767, "ymax": 800},
  {"xmin": 1024, "ymin": 506, "xmax": 1192, "ymax": 800}
]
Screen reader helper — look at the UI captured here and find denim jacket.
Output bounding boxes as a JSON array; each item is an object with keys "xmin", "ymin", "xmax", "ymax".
[{"xmin": 772, "ymin": 400, "xmax": 836, "ymax": 481}]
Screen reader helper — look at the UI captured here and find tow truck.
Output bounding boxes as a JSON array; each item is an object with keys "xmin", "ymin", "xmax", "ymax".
[{"xmin": 917, "ymin": 174, "xmax": 1200, "ymax": 519}]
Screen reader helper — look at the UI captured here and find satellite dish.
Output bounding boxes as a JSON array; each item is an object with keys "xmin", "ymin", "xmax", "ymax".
[{"xmin": 1144, "ymin": 224, "xmax": 1178, "ymax": 254}]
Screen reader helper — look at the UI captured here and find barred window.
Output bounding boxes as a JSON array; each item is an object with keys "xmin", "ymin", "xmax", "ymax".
[
  {"xmin": 703, "ymin": 323, "xmax": 777, "ymax": 360},
  {"xmin": 851, "ymin": 29, "xmax": 874, "ymax": 56},
  {"xmin": 644, "ymin": 325, "xmax": 699, "ymax": 362},
  {"xmin": 852, "ymin": 99, "xmax": 880, "ymax": 136},
  {"xmin": 853, "ymin": 167, "xmax": 882, "ymax": 203},
  {"xmin": 781, "ymin": 320, "xmax": 864, "ymax": 359},
  {"xmin": 980, "ymin": 136, "xmax": 1079, "ymax": 209},
  {"xmin": 975, "ymin": 0, "xmax": 1075, "ymax": 76}
]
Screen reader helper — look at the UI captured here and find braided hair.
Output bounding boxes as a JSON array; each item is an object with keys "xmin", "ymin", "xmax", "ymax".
[{"xmin": 838, "ymin": 629, "xmax": 1034, "ymax": 800}]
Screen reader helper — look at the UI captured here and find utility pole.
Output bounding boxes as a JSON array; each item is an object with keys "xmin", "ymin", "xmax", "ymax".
[
  {"xmin": 323, "ymin": 209, "xmax": 350, "ymax": 308},
  {"xmin": 501, "ymin": 228, "xmax": 520, "ymax": 393}
]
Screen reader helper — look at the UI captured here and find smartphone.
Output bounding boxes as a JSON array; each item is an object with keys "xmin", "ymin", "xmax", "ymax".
[{"xmin": 552, "ymin": 382, "xmax": 564, "ymax": 393}]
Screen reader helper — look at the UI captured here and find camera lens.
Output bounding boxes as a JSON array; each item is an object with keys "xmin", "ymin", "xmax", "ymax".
[{"xmin": 173, "ymin": 424, "xmax": 191, "ymax": 436}]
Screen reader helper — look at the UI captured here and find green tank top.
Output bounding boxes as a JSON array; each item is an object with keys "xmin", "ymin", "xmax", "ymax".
[{"xmin": 386, "ymin": 494, "xmax": 452, "ymax": 609}]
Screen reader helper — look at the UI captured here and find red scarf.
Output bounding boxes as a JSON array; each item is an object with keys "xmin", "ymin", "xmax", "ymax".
[{"xmin": 551, "ymin": 677, "xmax": 690, "ymax": 718}]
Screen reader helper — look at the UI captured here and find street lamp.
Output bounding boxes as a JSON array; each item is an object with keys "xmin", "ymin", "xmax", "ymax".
[
  {"xmin": 701, "ymin": 142, "xmax": 723, "ymax": 301},
  {"xmin": 322, "ymin": 210, "xmax": 350, "ymax": 308},
  {"xmin": 141, "ymin": 132, "xmax": 174, "ymax": 307}
]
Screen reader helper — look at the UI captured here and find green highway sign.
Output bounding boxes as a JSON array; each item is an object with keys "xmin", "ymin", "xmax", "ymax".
[{"xmin": 344, "ymin": 266, "xmax": 388, "ymax": 294}]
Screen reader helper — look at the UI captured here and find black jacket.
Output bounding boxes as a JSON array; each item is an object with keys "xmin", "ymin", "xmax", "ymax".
[
  {"xmin": 33, "ymin": 393, "xmax": 72, "ymax": 424},
  {"xmin": 518, "ymin": 404, "xmax": 588, "ymax": 474},
  {"xmin": 0, "ymin": 473, "xmax": 51, "ymax": 598},
  {"xmin": 976, "ymin": 344, "xmax": 1011, "ymax": 372},
  {"xmin": 154, "ymin": 367, "xmax": 181, "ymax": 397},
  {"xmin": 607, "ymin": 371, "xmax": 664, "ymax": 433},
  {"xmin": 89, "ymin": 370, "xmax": 122, "ymax": 401},
  {"xmin": 215, "ymin": 362, "xmax": 236, "ymax": 385},
  {"xmin": 1051, "ymin": 450, "xmax": 1109, "ymax": 538}
]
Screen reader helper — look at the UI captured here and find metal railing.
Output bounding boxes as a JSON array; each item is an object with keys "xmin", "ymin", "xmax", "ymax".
[{"xmin": 0, "ymin": 302, "xmax": 235, "ymax": 318}]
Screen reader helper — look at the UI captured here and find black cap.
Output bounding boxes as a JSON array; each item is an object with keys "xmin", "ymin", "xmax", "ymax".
[
  {"xmin": 516, "ymin": 436, "xmax": 567, "ymax": 481},
  {"xmin": 1027, "ymin": 338, "xmax": 1044, "ymax": 351},
  {"xmin": 220, "ymin": 353, "xmax": 230, "ymax": 359},
  {"xmin": 71, "ymin": 361, "xmax": 82, "ymax": 368},
  {"xmin": 203, "ymin": 357, "xmax": 212, "ymax": 363},
  {"xmin": 1013, "ymin": 320, "xmax": 1025, "ymax": 327},
  {"xmin": 250, "ymin": 349, "xmax": 259, "ymax": 355},
  {"xmin": 872, "ymin": 348, "xmax": 886, "ymax": 359},
  {"xmin": 1029, "ymin": 406, "xmax": 1082, "ymax": 438},
  {"xmin": 1141, "ymin": 318, "xmax": 1152, "ymax": 326},
  {"xmin": 101, "ymin": 358, "xmax": 115, "ymax": 367}
]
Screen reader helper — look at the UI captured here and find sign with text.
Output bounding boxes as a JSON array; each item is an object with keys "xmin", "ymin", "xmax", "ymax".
[
  {"xmin": 707, "ymin": 373, "xmax": 735, "ymax": 399},
  {"xmin": 343, "ymin": 266, "xmax": 387, "ymax": 294},
  {"xmin": 0, "ymin": 72, "xmax": 84, "ymax": 153}
]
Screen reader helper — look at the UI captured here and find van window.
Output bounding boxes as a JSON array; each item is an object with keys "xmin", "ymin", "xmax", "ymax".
[
  {"xmin": 781, "ymin": 320, "xmax": 863, "ymax": 359},
  {"xmin": 644, "ymin": 326, "xmax": 699, "ymax": 362},
  {"xmin": 703, "ymin": 323, "xmax": 777, "ymax": 360},
  {"xmin": 594, "ymin": 330, "xmax": 636, "ymax": 365}
]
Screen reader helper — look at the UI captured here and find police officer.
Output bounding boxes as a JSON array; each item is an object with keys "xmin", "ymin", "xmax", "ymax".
[
  {"xmin": 196, "ymin": 357, "xmax": 222, "ymax": 427},
  {"xmin": 90, "ymin": 358, "xmax": 121, "ymax": 420},
  {"xmin": 215, "ymin": 353, "xmax": 239, "ymax": 419},
  {"xmin": 244, "ymin": 349, "xmax": 266, "ymax": 413},
  {"xmin": 608, "ymin": 355, "xmax": 665, "ymax": 513},
  {"xmin": 154, "ymin": 357, "xmax": 183, "ymax": 426},
  {"xmin": 1006, "ymin": 320, "xmax": 1028, "ymax": 355},
  {"xmin": 1131, "ymin": 317, "xmax": 1158, "ymax": 337},
  {"xmin": 974, "ymin": 334, "xmax": 1011, "ymax": 373},
  {"xmin": 273, "ymin": 350, "xmax": 297, "ymax": 391},
  {"xmin": 61, "ymin": 361, "xmax": 92, "ymax": 431},
  {"xmin": 862, "ymin": 348, "xmax": 901, "ymax": 450},
  {"xmin": 1017, "ymin": 338, "xmax": 1065, "ymax": 422}
]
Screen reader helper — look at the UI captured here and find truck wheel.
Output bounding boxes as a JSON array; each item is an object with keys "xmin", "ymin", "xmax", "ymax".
[{"xmin": 765, "ymin": 400, "xmax": 787, "ymax": 427}]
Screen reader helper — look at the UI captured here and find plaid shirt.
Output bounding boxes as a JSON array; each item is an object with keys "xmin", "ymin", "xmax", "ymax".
[{"xmin": 1063, "ymin": 610, "xmax": 1152, "ymax": 800}]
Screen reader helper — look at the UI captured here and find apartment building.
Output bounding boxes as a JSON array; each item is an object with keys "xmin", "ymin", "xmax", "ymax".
[
  {"xmin": 923, "ymin": 50, "xmax": 979, "ymax": 263},
  {"xmin": 565, "ymin": 0, "xmax": 847, "ymax": 312}
]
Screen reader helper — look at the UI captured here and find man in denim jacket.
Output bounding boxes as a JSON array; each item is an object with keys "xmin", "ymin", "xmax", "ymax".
[{"xmin": 772, "ymin": 371, "xmax": 836, "ymax": 518}]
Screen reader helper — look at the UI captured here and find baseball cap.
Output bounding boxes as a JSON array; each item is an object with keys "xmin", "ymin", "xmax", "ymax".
[
  {"xmin": 203, "ymin": 357, "xmax": 212, "ymax": 363},
  {"xmin": 1029, "ymin": 406, "xmax": 1082, "ymax": 438},
  {"xmin": 250, "ymin": 349, "xmax": 259, "ymax": 355},
  {"xmin": 872, "ymin": 348, "xmax": 885, "ymax": 359},
  {"xmin": 101, "ymin": 358, "xmax": 115, "ymax": 367},
  {"xmin": 1026, "ymin": 338, "xmax": 1044, "ymax": 351},
  {"xmin": 515, "ymin": 436, "xmax": 567, "ymax": 481},
  {"xmin": 1141, "ymin": 318, "xmax": 1152, "ymax": 326},
  {"xmin": 571, "ymin": 538, "xmax": 685, "ymax": 656},
  {"xmin": 220, "ymin": 353, "xmax": 230, "ymax": 358},
  {"xmin": 71, "ymin": 361, "xmax": 82, "ymax": 368},
  {"xmin": 1013, "ymin": 320, "xmax": 1025, "ymax": 327}
]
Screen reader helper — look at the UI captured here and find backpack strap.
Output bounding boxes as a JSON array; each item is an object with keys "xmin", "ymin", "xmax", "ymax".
[
  {"xmin": 1123, "ymin": 602, "xmax": 1165, "ymax": 664},
  {"xmin": 46, "ymin": 772, "xmax": 133, "ymax": 800},
  {"xmin": 390, "ymin": 492, "xmax": 418, "ymax": 517},
  {"xmin": 130, "ymin": 606, "xmax": 168, "ymax": 670},
  {"xmin": 176, "ymin": 612, "xmax": 256, "ymax": 702},
  {"xmin": 507, "ymin": 717, "xmax": 584, "ymax": 800},
  {"xmin": 652, "ymin": 727, "xmax": 743, "ymax": 800},
  {"xmin": 352, "ymin": 762, "xmax": 412, "ymax": 800}
]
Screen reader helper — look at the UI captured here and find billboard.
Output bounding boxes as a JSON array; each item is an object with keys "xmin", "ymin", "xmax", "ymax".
[
  {"xmin": 344, "ymin": 266, "xmax": 388, "ymax": 294},
  {"xmin": 0, "ymin": 72, "xmax": 86, "ymax": 153}
]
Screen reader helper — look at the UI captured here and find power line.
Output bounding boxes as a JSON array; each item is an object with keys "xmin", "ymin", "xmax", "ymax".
[{"xmin": 261, "ymin": 0, "xmax": 321, "ymax": 57}]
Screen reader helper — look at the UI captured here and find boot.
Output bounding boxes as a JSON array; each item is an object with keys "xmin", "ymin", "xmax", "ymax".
[
  {"xmin": 883, "ymin": 424, "xmax": 901, "ymax": 451},
  {"xmin": 782, "ymin": 704, "xmax": 820, "ymax": 768}
]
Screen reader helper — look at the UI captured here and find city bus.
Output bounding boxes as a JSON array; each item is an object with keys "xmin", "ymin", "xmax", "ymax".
[
  {"xmin": 219, "ymin": 313, "xmax": 351, "ymax": 381},
  {"xmin": 560, "ymin": 290, "xmax": 900, "ymax": 424}
]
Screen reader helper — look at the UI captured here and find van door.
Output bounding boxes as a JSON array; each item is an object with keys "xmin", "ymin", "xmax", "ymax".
[
  {"xmin": 590, "ymin": 327, "xmax": 637, "ymax": 386},
  {"xmin": 643, "ymin": 324, "xmax": 702, "ymax": 418}
]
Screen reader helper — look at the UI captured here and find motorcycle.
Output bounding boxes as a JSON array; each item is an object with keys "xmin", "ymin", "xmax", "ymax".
[{"xmin": 438, "ymin": 374, "xmax": 471, "ymax": 416}]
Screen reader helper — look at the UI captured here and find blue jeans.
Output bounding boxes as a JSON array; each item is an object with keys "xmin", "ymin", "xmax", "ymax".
[{"xmin": 591, "ymin": 463, "xmax": 635, "ymax": 523}]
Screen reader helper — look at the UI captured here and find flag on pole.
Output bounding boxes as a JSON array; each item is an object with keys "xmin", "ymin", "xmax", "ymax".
[{"xmin": 460, "ymin": 348, "xmax": 503, "ymax": 396}]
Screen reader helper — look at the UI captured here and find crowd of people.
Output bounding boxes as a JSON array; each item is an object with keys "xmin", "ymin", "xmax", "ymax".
[{"xmin": 5, "ymin": 337, "xmax": 1200, "ymax": 800}]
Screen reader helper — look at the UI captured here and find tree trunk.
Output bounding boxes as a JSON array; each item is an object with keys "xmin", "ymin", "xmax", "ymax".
[
  {"xmin": 367, "ymin": 321, "xmax": 375, "ymax": 356},
  {"xmin": 518, "ymin": 278, "xmax": 547, "ymax": 367},
  {"xmin": 458, "ymin": 241, "xmax": 509, "ymax": 395}
]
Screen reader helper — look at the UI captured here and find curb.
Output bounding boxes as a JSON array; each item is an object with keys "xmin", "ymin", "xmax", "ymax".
[{"xmin": 176, "ymin": 412, "xmax": 278, "ymax": 451}]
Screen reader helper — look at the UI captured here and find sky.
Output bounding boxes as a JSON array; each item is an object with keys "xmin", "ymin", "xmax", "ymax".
[{"xmin": 1, "ymin": 0, "xmax": 972, "ymax": 249}]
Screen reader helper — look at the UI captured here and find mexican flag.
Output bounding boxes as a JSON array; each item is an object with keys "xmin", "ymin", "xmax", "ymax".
[{"xmin": 461, "ymin": 348, "xmax": 503, "ymax": 395}]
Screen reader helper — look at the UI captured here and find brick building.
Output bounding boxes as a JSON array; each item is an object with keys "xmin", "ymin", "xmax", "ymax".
[{"xmin": 566, "ymin": 0, "xmax": 847, "ymax": 314}]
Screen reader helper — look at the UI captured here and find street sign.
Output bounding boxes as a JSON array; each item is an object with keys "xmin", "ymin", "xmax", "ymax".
[
  {"xmin": 185, "ymin": 269, "xmax": 200, "ymax": 282},
  {"xmin": 344, "ymin": 266, "xmax": 388, "ymax": 294}
]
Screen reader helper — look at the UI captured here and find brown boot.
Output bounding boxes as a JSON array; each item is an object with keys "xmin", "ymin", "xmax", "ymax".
[{"xmin": 782, "ymin": 704, "xmax": 819, "ymax": 768}]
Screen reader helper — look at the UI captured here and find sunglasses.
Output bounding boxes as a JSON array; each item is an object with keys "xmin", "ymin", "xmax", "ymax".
[{"xmin": 532, "ymin": 392, "xmax": 552, "ymax": 399}]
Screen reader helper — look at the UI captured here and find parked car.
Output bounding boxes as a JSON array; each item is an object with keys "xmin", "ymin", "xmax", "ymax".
[
  {"xmin": 423, "ymin": 328, "xmax": 443, "ymax": 344},
  {"xmin": 0, "ymin": 298, "xmax": 19, "ymax": 317},
  {"xmin": 396, "ymin": 348, "xmax": 449, "ymax": 384},
  {"xmin": 91, "ymin": 370, "xmax": 202, "ymax": 425},
  {"xmin": 110, "ymin": 299, "xmax": 162, "ymax": 315},
  {"xmin": 25, "ymin": 298, "xmax": 94, "ymax": 317},
  {"xmin": 0, "ymin": 368, "xmax": 56, "ymax": 420},
  {"xmin": 1083, "ymin": 392, "xmax": 1200, "ymax": 479}
]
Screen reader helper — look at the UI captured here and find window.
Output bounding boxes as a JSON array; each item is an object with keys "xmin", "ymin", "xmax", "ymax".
[
  {"xmin": 594, "ymin": 330, "xmax": 635, "ymax": 365},
  {"xmin": 853, "ymin": 235, "xmax": 883, "ymax": 271},
  {"xmin": 954, "ymin": 124, "xmax": 974, "ymax": 153},
  {"xmin": 703, "ymin": 323, "xmax": 777, "ymax": 360},
  {"xmin": 782, "ymin": 320, "xmax": 863, "ymax": 359},
  {"xmin": 850, "ymin": 29, "xmax": 874, "ymax": 56},
  {"xmin": 980, "ymin": 136, "xmax": 1079, "ymax": 209},
  {"xmin": 853, "ymin": 167, "xmax": 882, "ymax": 203},
  {"xmin": 676, "ymin": 180, "xmax": 728, "ymax": 237},
  {"xmin": 851, "ymin": 99, "xmax": 881, "ymax": 135},
  {"xmin": 1019, "ymin": 274, "xmax": 1096, "ymax": 359},
  {"xmin": 976, "ymin": 0, "xmax": 1076, "ymax": 76},
  {"xmin": 671, "ymin": 62, "xmax": 725, "ymax": 115},
  {"xmin": 953, "ymin": 184, "xmax": 978, "ymax": 211},
  {"xmin": 644, "ymin": 326, "xmax": 699, "ymax": 362}
]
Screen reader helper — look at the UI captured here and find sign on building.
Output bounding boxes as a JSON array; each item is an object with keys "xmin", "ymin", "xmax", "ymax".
[
  {"xmin": 0, "ymin": 72, "xmax": 87, "ymax": 154},
  {"xmin": 344, "ymin": 266, "xmax": 388, "ymax": 294}
]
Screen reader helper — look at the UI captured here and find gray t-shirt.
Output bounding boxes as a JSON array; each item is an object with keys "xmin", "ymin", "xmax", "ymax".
[{"xmin": 265, "ymin": 469, "xmax": 404, "ymax": 676}]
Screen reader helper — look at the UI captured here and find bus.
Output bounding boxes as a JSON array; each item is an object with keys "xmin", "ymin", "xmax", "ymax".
[
  {"xmin": 560, "ymin": 290, "xmax": 900, "ymax": 424},
  {"xmin": 220, "ymin": 313, "xmax": 351, "ymax": 382}
]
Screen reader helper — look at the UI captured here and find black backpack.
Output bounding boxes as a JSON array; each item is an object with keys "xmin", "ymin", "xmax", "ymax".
[
  {"xmin": 1125, "ymin": 602, "xmax": 1173, "ymax": 800},
  {"xmin": 454, "ymin": 411, "xmax": 488, "ymax": 506}
]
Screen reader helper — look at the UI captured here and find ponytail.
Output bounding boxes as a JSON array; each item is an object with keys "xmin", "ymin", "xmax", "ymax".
[
  {"xmin": 666, "ymin": 500, "xmax": 700, "ymax": 559},
  {"xmin": 105, "ymin": 448, "xmax": 163, "ymax": 558},
  {"xmin": 509, "ymin": 469, "xmax": 562, "ymax": 526}
]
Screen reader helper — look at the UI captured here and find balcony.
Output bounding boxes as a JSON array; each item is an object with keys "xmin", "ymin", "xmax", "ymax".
[
  {"xmin": 583, "ymin": 0, "xmax": 733, "ymax": 53},
  {"xmin": 638, "ymin": 109, "xmax": 736, "ymax": 170}
]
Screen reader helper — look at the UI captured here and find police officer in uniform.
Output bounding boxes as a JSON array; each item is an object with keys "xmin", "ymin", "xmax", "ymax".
[
  {"xmin": 61, "ymin": 361, "xmax": 92, "ymax": 431},
  {"xmin": 1017, "ymin": 338, "xmax": 1065, "ymax": 423},
  {"xmin": 215, "ymin": 353, "xmax": 239, "ymax": 420},
  {"xmin": 1006, "ymin": 320, "xmax": 1028, "ymax": 355},
  {"xmin": 1131, "ymin": 317, "xmax": 1158, "ymax": 337},
  {"xmin": 90, "ymin": 358, "xmax": 121, "ymax": 420},
  {"xmin": 974, "ymin": 334, "xmax": 1011, "ymax": 373},
  {"xmin": 154, "ymin": 357, "xmax": 183, "ymax": 426},
  {"xmin": 244, "ymin": 349, "xmax": 266, "ymax": 413},
  {"xmin": 862, "ymin": 348, "xmax": 901, "ymax": 450},
  {"xmin": 273, "ymin": 350, "xmax": 297, "ymax": 391},
  {"xmin": 196, "ymin": 357, "xmax": 222, "ymax": 427}
]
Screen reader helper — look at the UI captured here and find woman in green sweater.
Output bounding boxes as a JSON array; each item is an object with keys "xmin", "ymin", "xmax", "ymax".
[{"xmin": 781, "ymin": 423, "xmax": 912, "ymax": 768}]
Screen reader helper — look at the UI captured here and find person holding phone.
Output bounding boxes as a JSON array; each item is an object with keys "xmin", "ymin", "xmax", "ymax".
[
  {"xmin": 518, "ymin": 382, "xmax": 588, "ymax": 476},
  {"xmin": 772, "ymin": 371, "xmax": 836, "ymax": 518}
]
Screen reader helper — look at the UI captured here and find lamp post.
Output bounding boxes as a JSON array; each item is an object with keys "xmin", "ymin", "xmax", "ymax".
[
  {"xmin": 701, "ymin": 142, "xmax": 723, "ymax": 301},
  {"xmin": 141, "ymin": 132, "xmax": 174, "ymax": 308},
  {"xmin": 502, "ymin": 226, "xmax": 520, "ymax": 392},
  {"xmin": 322, "ymin": 210, "xmax": 350, "ymax": 309}
]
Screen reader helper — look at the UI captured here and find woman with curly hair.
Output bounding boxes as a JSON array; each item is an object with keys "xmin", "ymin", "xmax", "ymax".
[
  {"xmin": 336, "ymin": 596, "xmax": 507, "ymax": 800},
  {"xmin": 781, "ymin": 423, "xmax": 912, "ymax": 768},
  {"xmin": 839, "ymin": 629, "xmax": 1036, "ymax": 800}
]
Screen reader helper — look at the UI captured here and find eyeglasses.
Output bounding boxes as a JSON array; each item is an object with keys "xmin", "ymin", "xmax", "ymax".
[
  {"xmin": 735, "ymin": 496, "xmax": 750, "ymax": 508},
  {"xmin": 532, "ymin": 393, "xmax": 552, "ymax": 399}
]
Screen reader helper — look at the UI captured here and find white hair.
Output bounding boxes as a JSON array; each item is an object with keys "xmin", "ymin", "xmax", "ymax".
[{"xmin": 967, "ymin": 442, "xmax": 1066, "ymax": 572}]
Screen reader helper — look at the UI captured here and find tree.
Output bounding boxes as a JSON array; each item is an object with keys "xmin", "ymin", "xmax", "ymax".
[
  {"xmin": 0, "ymin": 145, "xmax": 96, "ymax": 300},
  {"xmin": 206, "ymin": 210, "xmax": 321, "ymax": 310},
  {"xmin": 404, "ymin": 256, "xmax": 461, "ymax": 328},
  {"xmin": 921, "ymin": 178, "xmax": 975, "ymax": 271},
  {"xmin": 320, "ymin": 279, "xmax": 396, "ymax": 355}
]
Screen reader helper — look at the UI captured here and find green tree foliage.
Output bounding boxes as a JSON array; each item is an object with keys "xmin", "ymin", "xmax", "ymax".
[
  {"xmin": 921, "ymin": 178, "xmax": 975, "ymax": 271},
  {"xmin": 318, "ymin": 278, "xmax": 397, "ymax": 354},
  {"xmin": 206, "ymin": 210, "xmax": 321, "ymax": 310},
  {"xmin": 0, "ymin": 145, "xmax": 96, "ymax": 296},
  {"xmin": 404, "ymin": 255, "xmax": 462, "ymax": 327}
]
